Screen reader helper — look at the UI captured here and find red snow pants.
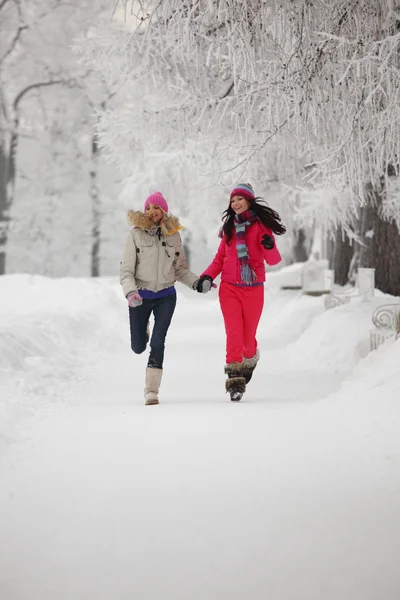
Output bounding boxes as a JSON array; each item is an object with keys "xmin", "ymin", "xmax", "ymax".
[{"xmin": 219, "ymin": 280, "xmax": 264, "ymax": 364}]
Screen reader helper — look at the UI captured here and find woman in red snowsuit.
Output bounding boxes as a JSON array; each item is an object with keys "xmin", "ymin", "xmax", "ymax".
[{"xmin": 197, "ymin": 183, "xmax": 286, "ymax": 401}]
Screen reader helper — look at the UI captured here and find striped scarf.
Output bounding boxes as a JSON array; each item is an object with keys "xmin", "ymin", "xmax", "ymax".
[{"xmin": 234, "ymin": 210, "xmax": 258, "ymax": 284}]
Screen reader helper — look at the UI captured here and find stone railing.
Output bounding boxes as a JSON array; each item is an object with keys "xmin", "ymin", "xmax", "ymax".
[{"xmin": 370, "ymin": 304, "xmax": 400, "ymax": 351}]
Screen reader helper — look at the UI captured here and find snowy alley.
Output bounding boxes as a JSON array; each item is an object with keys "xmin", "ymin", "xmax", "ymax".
[
  {"xmin": 1, "ymin": 273, "xmax": 400, "ymax": 600},
  {"xmin": 2, "ymin": 1, "xmax": 400, "ymax": 598}
]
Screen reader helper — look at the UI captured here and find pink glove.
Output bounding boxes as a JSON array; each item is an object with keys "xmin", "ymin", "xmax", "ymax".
[{"xmin": 127, "ymin": 291, "xmax": 143, "ymax": 307}]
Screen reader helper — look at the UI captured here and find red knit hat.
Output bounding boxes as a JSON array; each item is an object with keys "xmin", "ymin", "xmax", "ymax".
[
  {"xmin": 230, "ymin": 183, "xmax": 255, "ymax": 202},
  {"xmin": 144, "ymin": 192, "xmax": 169, "ymax": 213}
]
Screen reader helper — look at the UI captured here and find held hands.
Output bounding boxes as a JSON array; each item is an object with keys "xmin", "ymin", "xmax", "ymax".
[
  {"xmin": 194, "ymin": 275, "xmax": 216, "ymax": 294},
  {"xmin": 261, "ymin": 233, "xmax": 275, "ymax": 250},
  {"xmin": 127, "ymin": 291, "xmax": 143, "ymax": 307}
]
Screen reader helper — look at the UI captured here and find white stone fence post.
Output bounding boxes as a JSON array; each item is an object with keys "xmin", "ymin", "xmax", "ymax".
[
  {"xmin": 357, "ymin": 268, "xmax": 375, "ymax": 301},
  {"xmin": 302, "ymin": 259, "xmax": 334, "ymax": 297}
]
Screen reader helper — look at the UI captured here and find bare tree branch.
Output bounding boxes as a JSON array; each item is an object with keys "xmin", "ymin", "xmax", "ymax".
[
  {"xmin": 0, "ymin": 0, "xmax": 76, "ymax": 67},
  {"xmin": 0, "ymin": 0, "xmax": 27, "ymax": 66},
  {"xmin": 0, "ymin": 0, "xmax": 11, "ymax": 14},
  {"xmin": 219, "ymin": 82, "xmax": 234, "ymax": 101},
  {"xmin": 0, "ymin": 24, "xmax": 28, "ymax": 65},
  {"xmin": 13, "ymin": 79, "xmax": 67, "ymax": 109}
]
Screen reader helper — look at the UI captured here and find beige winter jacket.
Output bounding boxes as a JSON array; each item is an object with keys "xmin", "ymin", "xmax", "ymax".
[{"xmin": 120, "ymin": 211, "xmax": 199, "ymax": 297}]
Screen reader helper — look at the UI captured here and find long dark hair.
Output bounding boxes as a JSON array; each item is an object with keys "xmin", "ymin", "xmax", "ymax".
[{"xmin": 221, "ymin": 197, "xmax": 287, "ymax": 244}]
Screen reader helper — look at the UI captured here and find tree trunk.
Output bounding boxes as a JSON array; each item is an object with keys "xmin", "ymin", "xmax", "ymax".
[
  {"xmin": 308, "ymin": 224, "xmax": 328, "ymax": 261},
  {"xmin": 0, "ymin": 137, "xmax": 8, "ymax": 275},
  {"xmin": 90, "ymin": 132, "xmax": 101, "ymax": 277},
  {"xmin": 292, "ymin": 228, "xmax": 309, "ymax": 262},
  {"xmin": 0, "ymin": 115, "xmax": 16, "ymax": 275},
  {"xmin": 330, "ymin": 227, "xmax": 354, "ymax": 286},
  {"xmin": 358, "ymin": 183, "xmax": 400, "ymax": 296},
  {"xmin": 0, "ymin": 82, "xmax": 66, "ymax": 275},
  {"xmin": 0, "ymin": 107, "xmax": 19, "ymax": 276}
]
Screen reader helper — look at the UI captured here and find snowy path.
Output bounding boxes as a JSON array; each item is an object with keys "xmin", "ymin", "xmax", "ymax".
[{"xmin": 1, "ymin": 280, "xmax": 400, "ymax": 599}]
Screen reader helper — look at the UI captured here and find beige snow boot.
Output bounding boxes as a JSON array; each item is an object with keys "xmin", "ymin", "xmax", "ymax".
[{"xmin": 144, "ymin": 367, "xmax": 162, "ymax": 405}]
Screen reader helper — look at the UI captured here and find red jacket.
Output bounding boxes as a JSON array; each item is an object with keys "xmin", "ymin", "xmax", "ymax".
[{"xmin": 202, "ymin": 221, "xmax": 282, "ymax": 285}]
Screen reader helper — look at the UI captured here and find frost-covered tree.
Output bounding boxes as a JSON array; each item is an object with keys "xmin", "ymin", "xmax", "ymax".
[
  {"xmin": 0, "ymin": 0, "xmax": 123, "ymax": 276},
  {"xmin": 83, "ymin": 0, "xmax": 400, "ymax": 293},
  {"xmin": 0, "ymin": 1, "xmax": 77, "ymax": 274}
]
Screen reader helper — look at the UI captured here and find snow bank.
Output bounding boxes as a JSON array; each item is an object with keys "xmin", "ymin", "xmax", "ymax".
[
  {"xmin": 266, "ymin": 264, "xmax": 397, "ymax": 376},
  {"xmin": 1, "ymin": 272, "xmax": 398, "ymax": 453},
  {"xmin": 0, "ymin": 274, "xmax": 124, "ymax": 367},
  {"xmin": 0, "ymin": 275, "xmax": 126, "ymax": 449},
  {"xmin": 328, "ymin": 334, "xmax": 400, "ymax": 408},
  {"xmin": 284, "ymin": 299, "xmax": 373, "ymax": 374},
  {"xmin": 262, "ymin": 289, "xmax": 325, "ymax": 347}
]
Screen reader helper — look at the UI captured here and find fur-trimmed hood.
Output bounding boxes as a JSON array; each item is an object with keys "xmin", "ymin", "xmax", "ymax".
[{"xmin": 127, "ymin": 210, "xmax": 183, "ymax": 236}]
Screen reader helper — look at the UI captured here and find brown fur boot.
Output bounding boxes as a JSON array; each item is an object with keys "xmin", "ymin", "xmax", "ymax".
[
  {"xmin": 224, "ymin": 362, "xmax": 246, "ymax": 401},
  {"xmin": 144, "ymin": 367, "xmax": 162, "ymax": 405},
  {"xmin": 242, "ymin": 349, "xmax": 260, "ymax": 384}
]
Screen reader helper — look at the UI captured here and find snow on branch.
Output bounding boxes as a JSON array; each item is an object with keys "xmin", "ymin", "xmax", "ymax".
[{"xmin": 77, "ymin": 0, "xmax": 400, "ymax": 226}]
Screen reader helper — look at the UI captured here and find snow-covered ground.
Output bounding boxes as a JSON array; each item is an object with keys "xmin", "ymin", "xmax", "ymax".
[{"xmin": 1, "ymin": 271, "xmax": 400, "ymax": 600}]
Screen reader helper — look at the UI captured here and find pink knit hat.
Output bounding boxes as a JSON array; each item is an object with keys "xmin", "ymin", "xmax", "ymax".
[{"xmin": 144, "ymin": 192, "xmax": 169, "ymax": 213}]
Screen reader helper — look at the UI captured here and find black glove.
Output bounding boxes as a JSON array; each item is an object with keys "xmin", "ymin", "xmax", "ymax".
[
  {"xmin": 261, "ymin": 233, "xmax": 275, "ymax": 250},
  {"xmin": 195, "ymin": 275, "xmax": 213, "ymax": 293}
]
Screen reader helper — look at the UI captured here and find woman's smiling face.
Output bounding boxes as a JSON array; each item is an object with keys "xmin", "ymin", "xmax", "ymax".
[
  {"xmin": 231, "ymin": 195, "xmax": 250, "ymax": 215},
  {"xmin": 145, "ymin": 204, "xmax": 164, "ymax": 224}
]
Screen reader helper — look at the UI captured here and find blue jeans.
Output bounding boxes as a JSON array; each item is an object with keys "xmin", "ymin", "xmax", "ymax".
[{"xmin": 128, "ymin": 293, "xmax": 177, "ymax": 369}]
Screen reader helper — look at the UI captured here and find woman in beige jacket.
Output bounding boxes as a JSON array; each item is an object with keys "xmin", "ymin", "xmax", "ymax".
[{"xmin": 120, "ymin": 192, "xmax": 213, "ymax": 405}]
